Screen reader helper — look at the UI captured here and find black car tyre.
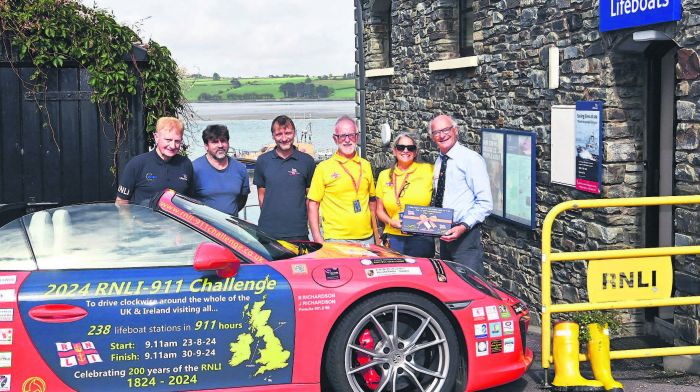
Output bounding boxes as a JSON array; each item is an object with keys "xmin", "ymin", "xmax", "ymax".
[{"xmin": 325, "ymin": 292, "xmax": 459, "ymax": 392}]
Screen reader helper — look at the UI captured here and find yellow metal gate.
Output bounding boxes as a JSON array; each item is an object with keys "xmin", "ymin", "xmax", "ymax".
[{"xmin": 541, "ymin": 195, "xmax": 700, "ymax": 384}]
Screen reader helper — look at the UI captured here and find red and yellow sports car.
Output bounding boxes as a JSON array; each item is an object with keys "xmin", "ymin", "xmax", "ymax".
[{"xmin": 0, "ymin": 190, "xmax": 532, "ymax": 391}]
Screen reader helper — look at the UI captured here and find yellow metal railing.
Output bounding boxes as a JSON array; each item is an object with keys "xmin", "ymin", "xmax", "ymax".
[{"xmin": 541, "ymin": 195, "xmax": 700, "ymax": 385}]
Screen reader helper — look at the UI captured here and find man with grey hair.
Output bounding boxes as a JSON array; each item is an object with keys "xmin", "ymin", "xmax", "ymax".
[
  {"xmin": 430, "ymin": 114, "xmax": 493, "ymax": 274},
  {"xmin": 307, "ymin": 115, "xmax": 380, "ymax": 244}
]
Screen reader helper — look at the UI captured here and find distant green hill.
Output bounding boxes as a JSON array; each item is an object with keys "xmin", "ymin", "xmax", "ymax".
[{"xmin": 181, "ymin": 76, "xmax": 355, "ymax": 102}]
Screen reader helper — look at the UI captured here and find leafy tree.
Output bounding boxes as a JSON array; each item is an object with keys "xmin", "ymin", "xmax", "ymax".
[
  {"xmin": 212, "ymin": 72, "xmax": 220, "ymax": 81},
  {"xmin": 0, "ymin": 0, "xmax": 188, "ymax": 155},
  {"xmin": 230, "ymin": 78, "xmax": 241, "ymax": 88},
  {"xmin": 296, "ymin": 82, "xmax": 310, "ymax": 98},
  {"xmin": 279, "ymin": 82, "xmax": 296, "ymax": 98},
  {"xmin": 316, "ymin": 85, "xmax": 334, "ymax": 98}
]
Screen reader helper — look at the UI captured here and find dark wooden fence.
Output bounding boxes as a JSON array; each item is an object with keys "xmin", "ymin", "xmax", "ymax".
[{"xmin": 0, "ymin": 41, "xmax": 147, "ymax": 207}]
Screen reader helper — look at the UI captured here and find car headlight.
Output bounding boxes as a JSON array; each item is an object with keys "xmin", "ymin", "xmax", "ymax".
[{"xmin": 443, "ymin": 260, "xmax": 500, "ymax": 299}]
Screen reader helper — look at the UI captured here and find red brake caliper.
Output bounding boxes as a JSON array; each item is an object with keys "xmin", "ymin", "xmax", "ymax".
[{"xmin": 357, "ymin": 328, "xmax": 381, "ymax": 389}]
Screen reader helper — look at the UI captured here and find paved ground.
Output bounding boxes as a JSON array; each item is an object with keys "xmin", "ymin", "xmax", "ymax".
[{"xmin": 484, "ymin": 328, "xmax": 700, "ymax": 392}]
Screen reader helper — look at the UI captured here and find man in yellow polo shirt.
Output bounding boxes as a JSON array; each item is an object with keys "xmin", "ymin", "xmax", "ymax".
[{"xmin": 307, "ymin": 115, "xmax": 380, "ymax": 245}]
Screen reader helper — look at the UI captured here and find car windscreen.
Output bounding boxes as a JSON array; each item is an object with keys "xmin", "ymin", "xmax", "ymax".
[
  {"xmin": 22, "ymin": 203, "xmax": 209, "ymax": 270},
  {"xmin": 170, "ymin": 195, "xmax": 298, "ymax": 261}
]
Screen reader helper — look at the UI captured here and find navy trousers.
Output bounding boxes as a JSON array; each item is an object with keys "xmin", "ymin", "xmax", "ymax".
[{"xmin": 439, "ymin": 225, "xmax": 485, "ymax": 275}]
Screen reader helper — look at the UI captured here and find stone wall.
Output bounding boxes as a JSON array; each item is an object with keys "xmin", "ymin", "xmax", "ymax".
[
  {"xmin": 672, "ymin": 12, "xmax": 700, "ymax": 346},
  {"xmin": 359, "ymin": 0, "xmax": 700, "ymax": 343}
]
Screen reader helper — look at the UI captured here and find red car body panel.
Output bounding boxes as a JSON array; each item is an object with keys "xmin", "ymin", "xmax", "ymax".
[
  {"xmin": 2, "ymin": 190, "xmax": 532, "ymax": 391},
  {"xmin": 1, "ymin": 272, "xmax": 74, "ymax": 391},
  {"xmin": 271, "ymin": 255, "xmax": 533, "ymax": 391}
]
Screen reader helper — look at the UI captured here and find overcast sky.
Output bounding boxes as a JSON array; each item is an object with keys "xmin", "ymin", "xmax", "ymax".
[{"xmin": 84, "ymin": 0, "xmax": 356, "ymax": 77}]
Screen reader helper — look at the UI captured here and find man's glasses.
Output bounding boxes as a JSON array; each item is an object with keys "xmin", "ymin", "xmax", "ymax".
[
  {"xmin": 431, "ymin": 125, "xmax": 454, "ymax": 137},
  {"xmin": 334, "ymin": 132, "xmax": 359, "ymax": 141},
  {"xmin": 395, "ymin": 144, "xmax": 417, "ymax": 152}
]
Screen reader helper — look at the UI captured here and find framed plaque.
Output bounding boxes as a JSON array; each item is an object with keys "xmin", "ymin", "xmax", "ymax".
[
  {"xmin": 481, "ymin": 128, "xmax": 536, "ymax": 229},
  {"xmin": 401, "ymin": 205, "xmax": 454, "ymax": 236}
]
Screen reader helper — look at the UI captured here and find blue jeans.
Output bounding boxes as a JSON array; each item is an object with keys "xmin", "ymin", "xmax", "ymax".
[{"xmin": 387, "ymin": 234, "xmax": 435, "ymax": 258}]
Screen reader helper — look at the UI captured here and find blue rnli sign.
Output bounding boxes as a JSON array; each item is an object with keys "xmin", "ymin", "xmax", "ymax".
[{"xmin": 600, "ymin": 0, "xmax": 681, "ymax": 32}]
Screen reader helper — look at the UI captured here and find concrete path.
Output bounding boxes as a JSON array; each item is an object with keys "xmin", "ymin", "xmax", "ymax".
[{"xmin": 484, "ymin": 328, "xmax": 700, "ymax": 391}]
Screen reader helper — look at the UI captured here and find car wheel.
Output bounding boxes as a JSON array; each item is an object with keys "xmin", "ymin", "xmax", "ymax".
[{"xmin": 326, "ymin": 292, "xmax": 459, "ymax": 392}]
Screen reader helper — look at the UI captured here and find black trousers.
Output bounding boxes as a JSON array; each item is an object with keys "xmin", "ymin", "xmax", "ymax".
[{"xmin": 439, "ymin": 225, "xmax": 485, "ymax": 275}]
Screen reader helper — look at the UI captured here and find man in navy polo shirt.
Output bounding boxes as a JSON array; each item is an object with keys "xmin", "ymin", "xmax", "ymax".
[
  {"xmin": 116, "ymin": 117, "xmax": 193, "ymax": 205},
  {"xmin": 192, "ymin": 125, "xmax": 250, "ymax": 216},
  {"xmin": 254, "ymin": 115, "xmax": 315, "ymax": 240}
]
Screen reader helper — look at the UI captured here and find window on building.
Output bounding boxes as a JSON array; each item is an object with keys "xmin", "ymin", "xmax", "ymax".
[
  {"xmin": 368, "ymin": 0, "xmax": 392, "ymax": 69},
  {"xmin": 383, "ymin": 4, "xmax": 392, "ymax": 66},
  {"xmin": 459, "ymin": 0, "xmax": 475, "ymax": 57}
]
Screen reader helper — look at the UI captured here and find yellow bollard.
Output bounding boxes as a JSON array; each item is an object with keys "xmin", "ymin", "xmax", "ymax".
[
  {"xmin": 552, "ymin": 321, "xmax": 604, "ymax": 391},
  {"xmin": 588, "ymin": 323, "xmax": 624, "ymax": 391}
]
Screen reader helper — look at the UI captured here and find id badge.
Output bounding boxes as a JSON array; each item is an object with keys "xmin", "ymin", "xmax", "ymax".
[{"xmin": 353, "ymin": 199, "xmax": 361, "ymax": 213}]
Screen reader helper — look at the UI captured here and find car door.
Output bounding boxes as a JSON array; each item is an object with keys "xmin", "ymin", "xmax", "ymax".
[{"xmin": 8, "ymin": 203, "xmax": 294, "ymax": 391}]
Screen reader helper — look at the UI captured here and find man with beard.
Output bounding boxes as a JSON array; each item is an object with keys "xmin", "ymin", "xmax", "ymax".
[
  {"xmin": 307, "ymin": 115, "xmax": 380, "ymax": 245},
  {"xmin": 192, "ymin": 124, "xmax": 250, "ymax": 215},
  {"xmin": 254, "ymin": 115, "xmax": 316, "ymax": 240},
  {"xmin": 116, "ymin": 117, "xmax": 193, "ymax": 205}
]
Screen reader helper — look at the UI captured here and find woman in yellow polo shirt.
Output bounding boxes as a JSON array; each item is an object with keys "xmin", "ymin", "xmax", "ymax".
[{"xmin": 376, "ymin": 133, "xmax": 434, "ymax": 257}]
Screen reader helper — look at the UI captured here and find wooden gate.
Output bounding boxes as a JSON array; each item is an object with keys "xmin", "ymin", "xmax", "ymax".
[{"xmin": 0, "ymin": 46, "xmax": 146, "ymax": 206}]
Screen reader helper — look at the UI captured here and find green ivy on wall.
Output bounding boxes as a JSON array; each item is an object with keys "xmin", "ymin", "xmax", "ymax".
[{"xmin": 0, "ymin": 0, "xmax": 189, "ymax": 151}]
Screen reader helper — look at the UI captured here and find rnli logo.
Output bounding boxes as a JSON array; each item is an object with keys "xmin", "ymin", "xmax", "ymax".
[
  {"xmin": 331, "ymin": 172, "xmax": 340, "ymax": 179},
  {"xmin": 587, "ymin": 256, "xmax": 673, "ymax": 303},
  {"xmin": 288, "ymin": 168, "xmax": 299, "ymax": 176},
  {"xmin": 179, "ymin": 174, "xmax": 188, "ymax": 181}
]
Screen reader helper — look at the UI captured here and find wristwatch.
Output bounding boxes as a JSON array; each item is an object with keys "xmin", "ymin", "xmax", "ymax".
[{"xmin": 459, "ymin": 222, "xmax": 470, "ymax": 231}]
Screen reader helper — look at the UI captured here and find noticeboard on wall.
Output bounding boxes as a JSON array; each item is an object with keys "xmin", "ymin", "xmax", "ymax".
[
  {"xmin": 481, "ymin": 129, "xmax": 536, "ymax": 228},
  {"xmin": 575, "ymin": 101, "xmax": 603, "ymax": 194}
]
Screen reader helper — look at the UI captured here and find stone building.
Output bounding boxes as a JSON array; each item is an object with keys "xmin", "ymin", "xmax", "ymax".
[{"xmin": 354, "ymin": 0, "xmax": 699, "ymax": 371}]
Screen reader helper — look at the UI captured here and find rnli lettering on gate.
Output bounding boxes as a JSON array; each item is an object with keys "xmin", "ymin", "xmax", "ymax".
[
  {"xmin": 587, "ymin": 256, "xmax": 673, "ymax": 303},
  {"xmin": 602, "ymin": 271, "xmax": 656, "ymax": 289}
]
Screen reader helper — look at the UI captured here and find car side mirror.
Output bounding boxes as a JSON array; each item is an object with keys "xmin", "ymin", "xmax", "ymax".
[{"xmin": 193, "ymin": 242, "xmax": 240, "ymax": 278}]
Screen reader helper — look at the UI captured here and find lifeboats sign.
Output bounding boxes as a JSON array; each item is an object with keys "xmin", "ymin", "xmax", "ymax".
[
  {"xmin": 587, "ymin": 256, "xmax": 673, "ymax": 303},
  {"xmin": 600, "ymin": 0, "xmax": 681, "ymax": 32}
]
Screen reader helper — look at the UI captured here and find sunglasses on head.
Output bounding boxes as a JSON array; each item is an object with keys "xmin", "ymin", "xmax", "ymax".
[{"xmin": 395, "ymin": 144, "xmax": 417, "ymax": 152}]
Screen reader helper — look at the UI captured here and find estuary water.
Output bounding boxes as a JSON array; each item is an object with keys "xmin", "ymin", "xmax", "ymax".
[
  {"xmin": 185, "ymin": 101, "xmax": 355, "ymax": 157},
  {"xmin": 184, "ymin": 100, "xmax": 355, "ymax": 224}
]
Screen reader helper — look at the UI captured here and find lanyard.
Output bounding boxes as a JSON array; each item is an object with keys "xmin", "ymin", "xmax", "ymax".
[
  {"xmin": 393, "ymin": 171, "xmax": 411, "ymax": 208},
  {"xmin": 339, "ymin": 159, "xmax": 363, "ymax": 197}
]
